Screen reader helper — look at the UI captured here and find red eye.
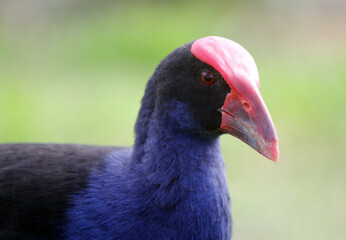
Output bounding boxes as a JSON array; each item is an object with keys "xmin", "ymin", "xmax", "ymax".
[{"xmin": 201, "ymin": 71, "xmax": 215, "ymax": 85}]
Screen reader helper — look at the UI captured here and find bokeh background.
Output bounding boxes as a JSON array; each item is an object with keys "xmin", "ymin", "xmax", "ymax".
[{"xmin": 1, "ymin": 0, "xmax": 345, "ymax": 239}]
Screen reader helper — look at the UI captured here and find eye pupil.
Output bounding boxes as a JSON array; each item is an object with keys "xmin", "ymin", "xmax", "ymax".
[{"xmin": 201, "ymin": 71, "xmax": 215, "ymax": 85}]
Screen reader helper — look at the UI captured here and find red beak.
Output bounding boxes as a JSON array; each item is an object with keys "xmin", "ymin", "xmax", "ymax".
[
  {"xmin": 191, "ymin": 36, "xmax": 279, "ymax": 162},
  {"xmin": 219, "ymin": 89, "xmax": 279, "ymax": 162}
]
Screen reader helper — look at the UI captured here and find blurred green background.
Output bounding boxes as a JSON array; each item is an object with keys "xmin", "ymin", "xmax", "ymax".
[{"xmin": 1, "ymin": 0, "xmax": 345, "ymax": 239}]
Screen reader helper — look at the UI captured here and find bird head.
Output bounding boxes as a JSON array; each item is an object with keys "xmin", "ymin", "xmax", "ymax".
[{"xmin": 147, "ymin": 36, "xmax": 279, "ymax": 161}]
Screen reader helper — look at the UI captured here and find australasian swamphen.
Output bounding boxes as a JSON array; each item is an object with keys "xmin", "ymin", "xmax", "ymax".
[{"xmin": 0, "ymin": 36, "xmax": 279, "ymax": 240}]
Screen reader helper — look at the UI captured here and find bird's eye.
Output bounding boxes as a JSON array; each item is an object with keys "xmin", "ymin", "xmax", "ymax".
[{"xmin": 201, "ymin": 71, "xmax": 215, "ymax": 85}]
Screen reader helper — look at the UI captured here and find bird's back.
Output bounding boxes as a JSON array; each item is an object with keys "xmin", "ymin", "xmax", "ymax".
[{"xmin": 0, "ymin": 143, "xmax": 118, "ymax": 239}]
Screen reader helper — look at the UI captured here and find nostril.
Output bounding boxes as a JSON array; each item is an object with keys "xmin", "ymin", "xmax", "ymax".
[{"xmin": 243, "ymin": 102, "xmax": 251, "ymax": 110}]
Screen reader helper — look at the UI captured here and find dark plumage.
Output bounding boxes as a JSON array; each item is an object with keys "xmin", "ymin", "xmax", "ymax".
[
  {"xmin": 0, "ymin": 144, "xmax": 118, "ymax": 239},
  {"xmin": 0, "ymin": 36, "xmax": 278, "ymax": 240}
]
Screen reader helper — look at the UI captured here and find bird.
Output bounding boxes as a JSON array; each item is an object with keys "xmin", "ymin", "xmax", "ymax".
[{"xmin": 0, "ymin": 36, "xmax": 278, "ymax": 240}]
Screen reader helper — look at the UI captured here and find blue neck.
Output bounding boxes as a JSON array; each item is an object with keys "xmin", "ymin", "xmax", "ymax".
[
  {"xmin": 128, "ymin": 88, "xmax": 232, "ymax": 239},
  {"xmin": 65, "ymin": 88, "xmax": 231, "ymax": 239},
  {"xmin": 131, "ymin": 100, "xmax": 227, "ymax": 207}
]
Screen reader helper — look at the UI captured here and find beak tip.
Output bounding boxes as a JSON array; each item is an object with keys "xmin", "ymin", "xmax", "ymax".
[
  {"xmin": 272, "ymin": 154, "xmax": 279, "ymax": 163},
  {"xmin": 261, "ymin": 141, "xmax": 279, "ymax": 162},
  {"xmin": 269, "ymin": 142, "xmax": 279, "ymax": 163}
]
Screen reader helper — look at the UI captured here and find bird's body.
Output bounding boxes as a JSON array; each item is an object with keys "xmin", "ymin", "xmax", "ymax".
[
  {"xmin": 0, "ymin": 36, "xmax": 278, "ymax": 239},
  {"xmin": 1, "ymin": 140, "xmax": 230, "ymax": 239}
]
